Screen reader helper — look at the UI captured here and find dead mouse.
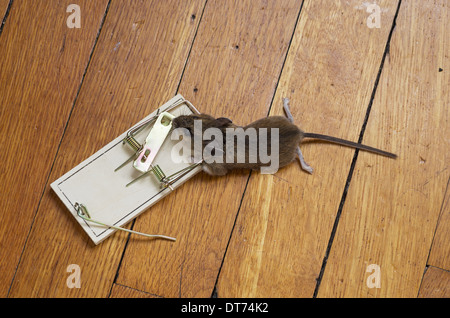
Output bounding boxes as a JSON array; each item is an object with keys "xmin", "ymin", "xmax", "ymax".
[{"xmin": 171, "ymin": 98, "xmax": 396, "ymax": 176}]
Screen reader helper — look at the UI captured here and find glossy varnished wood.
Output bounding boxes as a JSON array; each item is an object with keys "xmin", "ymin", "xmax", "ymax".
[
  {"xmin": 7, "ymin": 0, "xmax": 205, "ymax": 297},
  {"xmin": 418, "ymin": 266, "xmax": 450, "ymax": 298},
  {"xmin": 318, "ymin": 0, "xmax": 449, "ymax": 297},
  {"xmin": 1, "ymin": 0, "xmax": 448, "ymax": 298},
  {"xmin": 116, "ymin": 0, "xmax": 303, "ymax": 298},
  {"xmin": 0, "ymin": 0, "xmax": 109, "ymax": 297},
  {"xmin": 216, "ymin": 0, "xmax": 400, "ymax": 297}
]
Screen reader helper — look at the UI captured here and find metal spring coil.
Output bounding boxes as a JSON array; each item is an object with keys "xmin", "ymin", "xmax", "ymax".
[
  {"xmin": 124, "ymin": 134, "xmax": 142, "ymax": 152},
  {"xmin": 151, "ymin": 165, "xmax": 167, "ymax": 183}
]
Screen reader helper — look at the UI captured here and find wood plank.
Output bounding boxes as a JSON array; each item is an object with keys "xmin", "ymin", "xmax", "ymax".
[
  {"xmin": 110, "ymin": 284, "xmax": 159, "ymax": 298},
  {"xmin": 8, "ymin": 0, "xmax": 205, "ymax": 297},
  {"xmin": 216, "ymin": 0, "xmax": 399, "ymax": 297},
  {"xmin": 115, "ymin": 0, "xmax": 303, "ymax": 298},
  {"xmin": 428, "ymin": 178, "xmax": 450, "ymax": 270},
  {"xmin": 0, "ymin": 0, "xmax": 10, "ymax": 22},
  {"xmin": 418, "ymin": 266, "xmax": 450, "ymax": 298},
  {"xmin": 0, "ymin": 0, "xmax": 109, "ymax": 297},
  {"xmin": 318, "ymin": 0, "xmax": 449, "ymax": 297}
]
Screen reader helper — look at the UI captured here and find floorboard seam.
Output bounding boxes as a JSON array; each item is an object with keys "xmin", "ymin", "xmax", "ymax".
[
  {"xmin": 425, "ymin": 176, "xmax": 450, "ymax": 266},
  {"xmin": 210, "ymin": 171, "xmax": 252, "ymax": 298},
  {"xmin": 112, "ymin": 283, "xmax": 164, "ymax": 298},
  {"xmin": 312, "ymin": 0, "xmax": 403, "ymax": 298},
  {"xmin": 417, "ymin": 176, "xmax": 450, "ymax": 297},
  {"xmin": 266, "ymin": 0, "xmax": 305, "ymax": 117},
  {"xmin": 211, "ymin": 1, "xmax": 306, "ymax": 297},
  {"xmin": 6, "ymin": 0, "xmax": 112, "ymax": 297},
  {"xmin": 0, "ymin": 0, "xmax": 13, "ymax": 38},
  {"xmin": 109, "ymin": 0, "xmax": 210, "ymax": 297},
  {"xmin": 175, "ymin": 0, "xmax": 209, "ymax": 95}
]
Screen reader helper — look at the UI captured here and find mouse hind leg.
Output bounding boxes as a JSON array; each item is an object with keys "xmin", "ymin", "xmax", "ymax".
[
  {"xmin": 283, "ymin": 98, "xmax": 313, "ymax": 174},
  {"xmin": 282, "ymin": 98, "xmax": 295, "ymax": 123},
  {"xmin": 296, "ymin": 147, "xmax": 313, "ymax": 174}
]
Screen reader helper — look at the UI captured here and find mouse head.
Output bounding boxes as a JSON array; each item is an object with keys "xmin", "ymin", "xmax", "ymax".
[{"xmin": 172, "ymin": 114, "xmax": 233, "ymax": 135}]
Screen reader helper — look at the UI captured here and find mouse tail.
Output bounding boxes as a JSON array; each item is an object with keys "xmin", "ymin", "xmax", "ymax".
[{"xmin": 303, "ymin": 133, "xmax": 397, "ymax": 159}]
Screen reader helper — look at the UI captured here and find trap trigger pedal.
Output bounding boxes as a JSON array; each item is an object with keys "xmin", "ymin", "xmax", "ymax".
[{"xmin": 133, "ymin": 112, "xmax": 175, "ymax": 173}]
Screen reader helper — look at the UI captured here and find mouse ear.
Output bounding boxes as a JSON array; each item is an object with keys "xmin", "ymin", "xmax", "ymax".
[{"xmin": 215, "ymin": 117, "xmax": 233, "ymax": 127}]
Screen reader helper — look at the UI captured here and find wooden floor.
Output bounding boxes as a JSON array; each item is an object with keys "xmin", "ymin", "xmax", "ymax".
[{"xmin": 0, "ymin": 0, "xmax": 448, "ymax": 298}]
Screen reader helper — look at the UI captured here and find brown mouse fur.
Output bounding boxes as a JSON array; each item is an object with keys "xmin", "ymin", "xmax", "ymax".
[
  {"xmin": 172, "ymin": 114, "xmax": 303, "ymax": 175},
  {"xmin": 171, "ymin": 101, "xmax": 396, "ymax": 176}
]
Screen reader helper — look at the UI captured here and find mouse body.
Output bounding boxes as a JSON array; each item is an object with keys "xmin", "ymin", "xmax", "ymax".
[{"xmin": 171, "ymin": 100, "xmax": 396, "ymax": 176}]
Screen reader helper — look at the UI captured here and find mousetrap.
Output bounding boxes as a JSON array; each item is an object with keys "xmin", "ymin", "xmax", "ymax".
[{"xmin": 51, "ymin": 94, "xmax": 202, "ymax": 245}]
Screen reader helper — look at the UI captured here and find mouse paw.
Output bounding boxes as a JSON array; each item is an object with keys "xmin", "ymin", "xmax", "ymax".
[
  {"xmin": 296, "ymin": 147, "xmax": 313, "ymax": 174},
  {"xmin": 302, "ymin": 164, "xmax": 313, "ymax": 174}
]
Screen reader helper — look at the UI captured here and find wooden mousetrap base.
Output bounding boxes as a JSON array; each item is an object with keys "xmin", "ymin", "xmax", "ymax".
[{"xmin": 51, "ymin": 94, "xmax": 201, "ymax": 245}]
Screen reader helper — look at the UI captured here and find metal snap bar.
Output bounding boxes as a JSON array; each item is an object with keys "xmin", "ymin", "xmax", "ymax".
[
  {"xmin": 125, "ymin": 160, "xmax": 204, "ymax": 189},
  {"xmin": 114, "ymin": 99, "xmax": 196, "ymax": 172},
  {"xmin": 133, "ymin": 112, "xmax": 175, "ymax": 173},
  {"xmin": 74, "ymin": 203, "xmax": 176, "ymax": 241}
]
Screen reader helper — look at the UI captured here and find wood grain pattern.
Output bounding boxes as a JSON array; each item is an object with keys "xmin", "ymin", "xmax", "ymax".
[
  {"xmin": 110, "ymin": 284, "xmax": 159, "ymax": 298},
  {"xmin": 0, "ymin": 0, "xmax": 109, "ymax": 297},
  {"xmin": 428, "ymin": 178, "xmax": 450, "ymax": 270},
  {"xmin": 317, "ymin": 0, "xmax": 449, "ymax": 297},
  {"xmin": 215, "ymin": 0, "xmax": 399, "ymax": 298},
  {"xmin": 418, "ymin": 266, "xmax": 450, "ymax": 298},
  {"xmin": 115, "ymin": 0, "xmax": 303, "ymax": 298},
  {"xmin": 0, "ymin": 0, "xmax": 10, "ymax": 21},
  {"xmin": 2, "ymin": 0, "xmax": 448, "ymax": 298},
  {"xmin": 8, "ymin": 0, "xmax": 204, "ymax": 297}
]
